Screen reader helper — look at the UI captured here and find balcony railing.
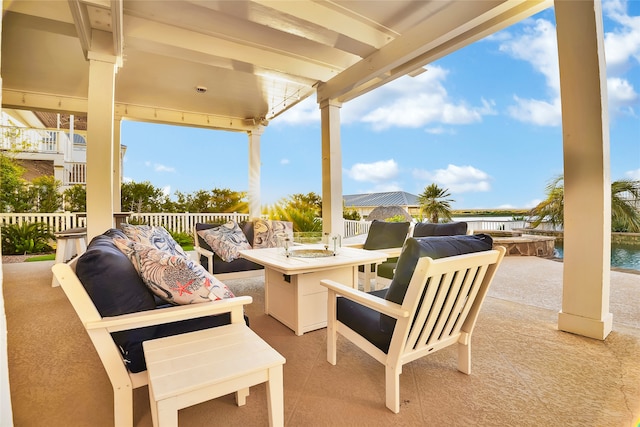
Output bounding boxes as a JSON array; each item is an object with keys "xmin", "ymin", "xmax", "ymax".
[{"xmin": 0, "ymin": 126, "xmax": 78, "ymax": 153}]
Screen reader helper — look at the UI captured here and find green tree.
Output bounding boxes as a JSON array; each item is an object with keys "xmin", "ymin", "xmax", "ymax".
[
  {"xmin": 417, "ymin": 183, "xmax": 454, "ymax": 223},
  {"xmin": 209, "ymin": 187, "xmax": 248, "ymax": 213},
  {"xmin": 121, "ymin": 181, "xmax": 168, "ymax": 213},
  {"xmin": 63, "ymin": 184, "xmax": 87, "ymax": 212},
  {"xmin": 29, "ymin": 175, "xmax": 63, "ymax": 212},
  {"xmin": 268, "ymin": 192, "xmax": 323, "ymax": 232},
  {"xmin": 0, "ymin": 154, "xmax": 30, "ymax": 212},
  {"xmin": 530, "ymin": 176, "xmax": 640, "ymax": 232}
]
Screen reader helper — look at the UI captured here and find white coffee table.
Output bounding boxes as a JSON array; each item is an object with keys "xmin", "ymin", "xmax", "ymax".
[{"xmin": 239, "ymin": 246, "xmax": 388, "ymax": 335}]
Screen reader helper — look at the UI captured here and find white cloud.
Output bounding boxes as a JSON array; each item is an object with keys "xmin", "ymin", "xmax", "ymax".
[
  {"xmin": 123, "ymin": 176, "xmax": 133, "ymax": 183},
  {"xmin": 345, "ymin": 159, "xmax": 399, "ymax": 183},
  {"xmin": 412, "ymin": 164, "xmax": 491, "ymax": 193},
  {"xmin": 603, "ymin": 0, "xmax": 640, "ymax": 73},
  {"xmin": 507, "ymin": 96, "xmax": 562, "ymax": 126},
  {"xmin": 280, "ymin": 158, "xmax": 290, "ymax": 165},
  {"xmin": 154, "ymin": 163, "xmax": 175, "ymax": 173},
  {"xmin": 344, "ymin": 67, "xmax": 496, "ymax": 131},
  {"xmin": 498, "ymin": 2, "xmax": 640, "ymax": 124},
  {"xmin": 161, "ymin": 185, "xmax": 171, "ymax": 197},
  {"xmin": 625, "ymin": 168, "xmax": 640, "ymax": 179}
]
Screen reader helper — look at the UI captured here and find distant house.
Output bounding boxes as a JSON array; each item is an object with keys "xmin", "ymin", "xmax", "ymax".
[
  {"xmin": 0, "ymin": 110, "xmax": 126, "ymax": 193},
  {"xmin": 343, "ymin": 191, "xmax": 421, "ymax": 219}
]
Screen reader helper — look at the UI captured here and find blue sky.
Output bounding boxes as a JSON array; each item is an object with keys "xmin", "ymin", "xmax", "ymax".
[{"xmin": 121, "ymin": 0, "xmax": 640, "ymax": 210}]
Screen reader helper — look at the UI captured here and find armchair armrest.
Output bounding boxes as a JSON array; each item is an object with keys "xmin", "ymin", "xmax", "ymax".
[
  {"xmin": 194, "ymin": 245, "xmax": 215, "ymax": 274},
  {"xmin": 320, "ymin": 279, "xmax": 408, "ymax": 319},
  {"xmin": 87, "ymin": 296, "xmax": 253, "ymax": 332}
]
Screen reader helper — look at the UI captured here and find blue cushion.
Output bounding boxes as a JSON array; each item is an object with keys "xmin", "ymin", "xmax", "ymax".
[
  {"xmin": 336, "ymin": 289, "xmax": 392, "ymax": 352},
  {"xmin": 413, "ymin": 221, "xmax": 467, "ymax": 237},
  {"xmin": 362, "ymin": 220, "xmax": 410, "ymax": 250}
]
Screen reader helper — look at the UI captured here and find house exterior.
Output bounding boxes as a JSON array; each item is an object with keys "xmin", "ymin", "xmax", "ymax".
[
  {"xmin": 343, "ymin": 191, "xmax": 421, "ymax": 219},
  {"xmin": 1, "ymin": 110, "xmax": 126, "ymax": 193}
]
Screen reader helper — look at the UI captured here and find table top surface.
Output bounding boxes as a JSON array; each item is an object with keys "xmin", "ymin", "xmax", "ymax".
[{"xmin": 239, "ymin": 244, "xmax": 389, "ymax": 275}]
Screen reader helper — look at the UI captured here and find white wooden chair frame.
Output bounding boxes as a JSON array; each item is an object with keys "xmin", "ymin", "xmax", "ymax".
[
  {"xmin": 52, "ymin": 259, "xmax": 253, "ymax": 427},
  {"xmin": 320, "ymin": 246, "xmax": 506, "ymax": 413}
]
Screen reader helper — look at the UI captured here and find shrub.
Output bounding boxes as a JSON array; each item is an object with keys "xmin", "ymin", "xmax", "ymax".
[{"xmin": 1, "ymin": 222, "xmax": 55, "ymax": 255}]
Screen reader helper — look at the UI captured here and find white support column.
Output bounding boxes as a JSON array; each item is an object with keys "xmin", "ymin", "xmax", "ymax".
[
  {"xmin": 555, "ymin": 0, "xmax": 612, "ymax": 339},
  {"xmin": 112, "ymin": 116, "xmax": 122, "ymax": 212},
  {"xmin": 320, "ymin": 99, "xmax": 344, "ymax": 237},
  {"xmin": 86, "ymin": 53, "xmax": 117, "ymax": 240},
  {"xmin": 248, "ymin": 127, "xmax": 264, "ymax": 219}
]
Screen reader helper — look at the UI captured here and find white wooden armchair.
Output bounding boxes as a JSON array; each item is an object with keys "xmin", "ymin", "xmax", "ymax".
[
  {"xmin": 320, "ymin": 237, "xmax": 505, "ymax": 413},
  {"xmin": 52, "ymin": 259, "xmax": 253, "ymax": 427}
]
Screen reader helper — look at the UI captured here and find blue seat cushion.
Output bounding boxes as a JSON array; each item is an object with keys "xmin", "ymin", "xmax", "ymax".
[{"xmin": 336, "ymin": 289, "xmax": 392, "ymax": 353}]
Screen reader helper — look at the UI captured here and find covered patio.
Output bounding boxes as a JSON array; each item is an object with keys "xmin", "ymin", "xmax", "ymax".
[
  {"xmin": 1, "ymin": 0, "xmax": 624, "ymax": 423},
  {"xmin": 4, "ymin": 256, "xmax": 640, "ymax": 426}
]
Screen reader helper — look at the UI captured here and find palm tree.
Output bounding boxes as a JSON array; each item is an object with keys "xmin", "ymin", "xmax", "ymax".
[
  {"xmin": 530, "ymin": 176, "xmax": 640, "ymax": 232},
  {"xmin": 417, "ymin": 184, "xmax": 454, "ymax": 223}
]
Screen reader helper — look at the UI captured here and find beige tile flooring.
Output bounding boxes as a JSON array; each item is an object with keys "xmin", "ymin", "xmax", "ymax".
[{"xmin": 3, "ymin": 256, "xmax": 640, "ymax": 426}]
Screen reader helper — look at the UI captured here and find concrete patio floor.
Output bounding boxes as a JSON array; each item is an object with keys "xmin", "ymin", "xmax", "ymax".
[{"xmin": 2, "ymin": 255, "xmax": 639, "ymax": 426}]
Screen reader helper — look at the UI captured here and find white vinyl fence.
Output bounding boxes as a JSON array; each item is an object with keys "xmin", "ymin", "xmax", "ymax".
[{"xmin": 0, "ymin": 212, "xmax": 537, "ymax": 237}]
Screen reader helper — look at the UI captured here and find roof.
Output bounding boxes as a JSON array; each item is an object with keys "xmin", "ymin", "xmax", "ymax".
[
  {"xmin": 366, "ymin": 205, "xmax": 414, "ymax": 222},
  {"xmin": 1, "ymin": 1, "xmax": 552, "ymax": 132},
  {"xmin": 343, "ymin": 191, "xmax": 419, "ymax": 207}
]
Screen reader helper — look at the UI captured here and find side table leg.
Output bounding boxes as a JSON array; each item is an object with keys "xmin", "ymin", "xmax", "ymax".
[{"xmin": 235, "ymin": 387, "xmax": 249, "ymax": 406}]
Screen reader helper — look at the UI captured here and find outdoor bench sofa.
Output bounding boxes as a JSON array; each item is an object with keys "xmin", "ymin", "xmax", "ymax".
[
  {"xmin": 194, "ymin": 218, "xmax": 293, "ymax": 280},
  {"xmin": 51, "ymin": 227, "xmax": 253, "ymax": 426}
]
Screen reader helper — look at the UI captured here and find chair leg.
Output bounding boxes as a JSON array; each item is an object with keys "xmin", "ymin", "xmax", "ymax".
[
  {"xmin": 235, "ymin": 387, "xmax": 249, "ymax": 406},
  {"xmin": 385, "ymin": 365, "xmax": 400, "ymax": 413},
  {"xmin": 327, "ymin": 290, "xmax": 337, "ymax": 365},
  {"xmin": 458, "ymin": 340, "xmax": 471, "ymax": 374},
  {"xmin": 113, "ymin": 386, "xmax": 134, "ymax": 427}
]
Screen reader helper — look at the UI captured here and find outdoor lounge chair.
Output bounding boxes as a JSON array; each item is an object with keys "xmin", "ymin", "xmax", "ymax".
[
  {"xmin": 348, "ymin": 220, "xmax": 411, "ymax": 292},
  {"xmin": 51, "ymin": 258, "xmax": 252, "ymax": 427},
  {"xmin": 320, "ymin": 235, "xmax": 505, "ymax": 413}
]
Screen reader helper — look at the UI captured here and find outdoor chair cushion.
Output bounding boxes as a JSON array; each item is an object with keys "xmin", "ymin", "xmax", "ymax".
[
  {"xmin": 114, "ymin": 238, "xmax": 236, "ymax": 305},
  {"xmin": 197, "ymin": 220, "xmax": 252, "ymax": 262},
  {"xmin": 121, "ymin": 223, "xmax": 188, "ymax": 258},
  {"xmin": 413, "ymin": 221, "xmax": 468, "ymax": 237},
  {"xmin": 362, "ymin": 220, "xmax": 410, "ymax": 250}
]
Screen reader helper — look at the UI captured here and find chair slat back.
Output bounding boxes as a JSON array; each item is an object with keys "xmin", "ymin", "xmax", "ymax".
[{"xmin": 395, "ymin": 248, "xmax": 505, "ymax": 357}]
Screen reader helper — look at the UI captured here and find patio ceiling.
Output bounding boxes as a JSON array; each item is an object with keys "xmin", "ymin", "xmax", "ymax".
[{"xmin": 1, "ymin": 0, "xmax": 551, "ymax": 132}]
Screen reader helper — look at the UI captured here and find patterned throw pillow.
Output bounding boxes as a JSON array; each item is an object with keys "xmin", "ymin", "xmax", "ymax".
[
  {"xmin": 252, "ymin": 219, "xmax": 294, "ymax": 249},
  {"xmin": 113, "ymin": 238, "xmax": 235, "ymax": 305},
  {"xmin": 121, "ymin": 224, "xmax": 188, "ymax": 258},
  {"xmin": 197, "ymin": 221, "xmax": 252, "ymax": 262}
]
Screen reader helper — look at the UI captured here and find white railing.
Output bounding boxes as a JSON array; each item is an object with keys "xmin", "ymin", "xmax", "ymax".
[
  {"xmin": 0, "ymin": 212, "xmax": 86, "ymax": 232},
  {"xmin": 64, "ymin": 162, "xmax": 87, "ymax": 185},
  {"xmin": 0, "ymin": 212, "xmax": 539, "ymax": 236},
  {"xmin": 1, "ymin": 126, "xmax": 61, "ymax": 153},
  {"xmin": 465, "ymin": 220, "xmax": 530, "ymax": 233},
  {"xmin": 343, "ymin": 219, "xmax": 371, "ymax": 237},
  {"xmin": 129, "ymin": 212, "xmax": 253, "ymax": 234}
]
